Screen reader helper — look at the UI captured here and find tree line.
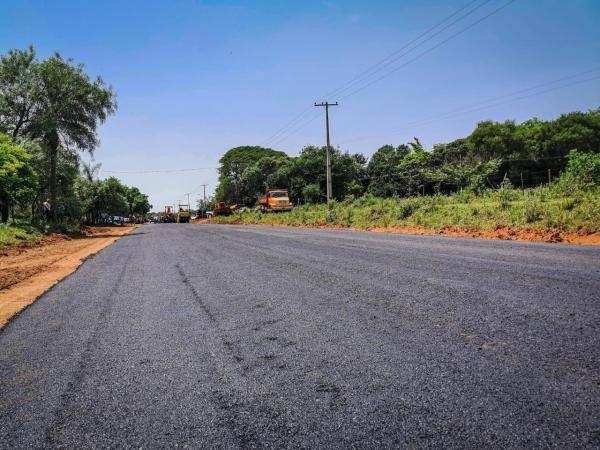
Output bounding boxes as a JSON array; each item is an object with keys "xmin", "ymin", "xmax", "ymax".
[
  {"xmin": 215, "ymin": 108, "xmax": 600, "ymax": 205},
  {"xmin": 0, "ymin": 47, "xmax": 151, "ymax": 225}
]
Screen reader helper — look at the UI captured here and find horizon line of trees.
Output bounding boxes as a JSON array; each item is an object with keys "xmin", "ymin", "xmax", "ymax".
[
  {"xmin": 215, "ymin": 107, "xmax": 600, "ymax": 205},
  {"xmin": 0, "ymin": 132, "xmax": 152, "ymax": 224}
]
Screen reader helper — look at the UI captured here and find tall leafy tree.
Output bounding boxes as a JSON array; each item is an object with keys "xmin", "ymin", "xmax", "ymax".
[
  {"xmin": 215, "ymin": 146, "xmax": 288, "ymax": 203},
  {"xmin": 0, "ymin": 47, "xmax": 38, "ymax": 138},
  {"xmin": 96, "ymin": 177, "xmax": 127, "ymax": 216},
  {"xmin": 0, "ymin": 47, "xmax": 116, "ymax": 219},
  {"xmin": 288, "ymin": 145, "xmax": 365, "ymax": 201},
  {"xmin": 125, "ymin": 186, "xmax": 152, "ymax": 217},
  {"xmin": 366, "ymin": 144, "xmax": 410, "ymax": 197}
]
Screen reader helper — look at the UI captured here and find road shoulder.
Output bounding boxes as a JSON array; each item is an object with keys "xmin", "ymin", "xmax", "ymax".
[{"xmin": 0, "ymin": 225, "xmax": 137, "ymax": 328}]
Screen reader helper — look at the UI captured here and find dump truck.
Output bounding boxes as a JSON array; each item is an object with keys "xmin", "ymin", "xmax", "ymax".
[
  {"xmin": 212, "ymin": 201, "xmax": 233, "ymax": 217},
  {"xmin": 258, "ymin": 189, "xmax": 293, "ymax": 212},
  {"xmin": 177, "ymin": 204, "xmax": 190, "ymax": 223},
  {"xmin": 161, "ymin": 205, "xmax": 175, "ymax": 223}
]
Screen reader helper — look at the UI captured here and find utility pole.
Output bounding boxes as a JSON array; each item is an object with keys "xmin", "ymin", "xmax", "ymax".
[
  {"xmin": 199, "ymin": 184, "xmax": 208, "ymax": 204},
  {"xmin": 314, "ymin": 101, "xmax": 339, "ymax": 202},
  {"xmin": 198, "ymin": 184, "xmax": 209, "ymax": 218}
]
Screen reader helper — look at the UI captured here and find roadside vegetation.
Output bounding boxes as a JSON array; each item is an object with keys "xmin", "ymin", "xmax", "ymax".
[
  {"xmin": 0, "ymin": 221, "xmax": 41, "ymax": 247},
  {"xmin": 213, "ymin": 185, "xmax": 599, "ymax": 233},
  {"xmin": 215, "ymin": 109, "xmax": 600, "ymax": 208},
  {"xmin": 213, "ymin": 111, "xmax": 600, "ymax": 235},
  {"xmin": 0, "ymin": 46, "xmax": 151, "ymax": 246}
]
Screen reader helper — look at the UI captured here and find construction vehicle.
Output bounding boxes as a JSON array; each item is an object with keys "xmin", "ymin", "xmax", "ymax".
[
  {"xmin": 177, "ymin": 204, "xmax": 190, "ymax": 223},
  {"xmin": 212, "ymin": 201, "xmax": 233, "ymax": 217},
  {"xmin": 161, "ymin": 205, "xmax": 175, "ymax": 223},
  {"xmin": 258, "ymin": 189, "xmax": 293, "ymax": 212}
]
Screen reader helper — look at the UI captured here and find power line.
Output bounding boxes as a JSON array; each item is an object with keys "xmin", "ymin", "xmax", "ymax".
[
  {"xmin": 325, "ymin": 0, "xmax": 492, "ymax": 100},
  {"xmin": 427, "ymin": 75, "xmax": 600, "ymax": 124},
  {"xmin": 269, "ymin": 112, "xmax": 322, "ymax": 148},
  {"xmin": 261, "ymin": 107, "xmax": 311, "ymax": 147},
  {"xmin": 340, "ymin": 0, "xmax": 517, "ymax": 100},
  {"xmin": 339, "ymin": 69, "xmax": 600, "ymax": 144},
  {"xmin": 261, "ymin": 0, "xmax": 515, "ymax": 148},
  {"xmin": 260, "ymin": 0, "xmax": 494, "ymax": 148},
  {"xmin": 102, "ymin": 167, "xmax": 217, "ymax": 174}
]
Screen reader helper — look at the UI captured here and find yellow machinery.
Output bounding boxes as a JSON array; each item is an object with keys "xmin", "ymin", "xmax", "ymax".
[{"xmin": 177, "ymin": 204, "xmax": 190, "ymax": 223}]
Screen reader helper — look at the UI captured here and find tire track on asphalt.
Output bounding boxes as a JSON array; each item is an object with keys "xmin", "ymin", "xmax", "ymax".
[
  {"xmin": 172, "ymin": 253, "xmax": 301, "ymax": 448},
  {"xmin": 175, "ymin": 263, "xmax": 216, "ymax": 322},
  {"xmin": 176, "ymin": 229, "xmax": 387, "ymax": 418},
  {"xmin": 44, "ymin": 251, "xmax": 134, "ymax": 446}
]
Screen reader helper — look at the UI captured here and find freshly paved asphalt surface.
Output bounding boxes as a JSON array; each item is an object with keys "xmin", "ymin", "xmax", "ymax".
[{"xmin": 1, "ymin": 224, "xmax": 599, "ymax": 448}]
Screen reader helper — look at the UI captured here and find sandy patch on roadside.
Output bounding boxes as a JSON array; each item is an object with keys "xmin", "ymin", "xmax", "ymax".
[{"xmin": 0, "ymin": 225, "xmax": 137, "ymax": 328}]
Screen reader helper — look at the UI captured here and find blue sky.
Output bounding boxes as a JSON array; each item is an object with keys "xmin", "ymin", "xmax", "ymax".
[{"xmin": 1, "ymin": 0, "xmax": 599, "ymax": 210}]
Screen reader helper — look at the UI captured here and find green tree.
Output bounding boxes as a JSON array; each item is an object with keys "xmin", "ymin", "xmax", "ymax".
[
  {"xmin": 0, "ymin": 134, "xmax": 38, "ymax": 222},
  {"xmin": 0, "ymin": 47, "xmax": 116, "ymax": 219},
  {"xmin": 97, "ymin": 177, "xmax": 127, "ymax": 217},
  {"xmin": 557, "ymin": 149, "xmax": 600, "ymax": 189},
  {"xmin": 215, "ymin": 146, "xmax": 288, "ymax": 203},
  {"xmin": 288, "ymin": 145, "xmax": 364, "ymax": 202},
  {"xmin": 302, "ymin": 183, "xmax": 322, "ymax": 204},
  {"xmin": 240, "ymin": 155, "xmax": 290, "ymax": 203},
  {"xmin": 366, "ymin": 144, "xmax": 410, "ymax": 197},
  {"xmin": 125, "ymin": 186, "xmax": 151, "ymax": 217}
]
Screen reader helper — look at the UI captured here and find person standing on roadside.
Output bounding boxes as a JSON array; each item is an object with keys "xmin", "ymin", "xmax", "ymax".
[{"xmin": 43, "ymin": 199, "xmax": 52, "ymax": 221}]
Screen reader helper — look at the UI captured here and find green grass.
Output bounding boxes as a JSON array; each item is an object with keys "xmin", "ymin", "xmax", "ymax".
[
  {"xmin": 0, "ymin": 221, "xmax": 43, "ymax": 247},
  {"xmin": 212, "ymin": 186, "xmax": 600, "ymax": 233}
]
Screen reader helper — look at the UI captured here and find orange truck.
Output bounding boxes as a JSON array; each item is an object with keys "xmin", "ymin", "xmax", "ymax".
[
  {"xmin": 212, "ymin": 201, "xmax": 233, "ymax": 217},
  {"xmin": 257, "ymin": 189, "xmax": 293, "ymax": 212}
]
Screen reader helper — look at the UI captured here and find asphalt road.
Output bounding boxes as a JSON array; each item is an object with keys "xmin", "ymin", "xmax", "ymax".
[{"xmin": 1, "ymin": 224, "xmax": 599, "ymax": 448}]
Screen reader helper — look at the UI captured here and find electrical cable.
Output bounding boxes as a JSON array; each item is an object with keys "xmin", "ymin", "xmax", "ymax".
[
  {"xmin": 339, "ymin": 69, "xmax": 600, "ymax": 144},
  {"xmin": 260, "ymin": 0, "xmax": 498, "ymax": 148},
  {"xmin": 102, "ymin": 167, "xmax": 217, "ymax": 174},
  {"xmin": 263, "ymin": 0, "xmax": 516, "ymax": 147},
  {"xmin": 340, "ymin": 0, "xmax": 517, "ymax": 100},
  {"xmin": 324, "ymin": 0, "xmax": 492, "ymax": 99}
]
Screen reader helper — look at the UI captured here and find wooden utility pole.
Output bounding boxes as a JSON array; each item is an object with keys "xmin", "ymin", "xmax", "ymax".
[{"xmin": 314, "ymin": 101, "xmax": 339, "ymax": 202}]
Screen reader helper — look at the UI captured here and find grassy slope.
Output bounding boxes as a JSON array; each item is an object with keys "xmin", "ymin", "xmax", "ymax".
[
  {"xmin": 212, "ymin": 187, "xmax": 600, "ymax": 232},
  {"xmin": 0, "ymin": 222, "xmax": 42, "ymax": 247}
]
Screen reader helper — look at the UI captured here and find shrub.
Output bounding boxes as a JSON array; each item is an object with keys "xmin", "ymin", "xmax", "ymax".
[
  {"xmin": 560, "ymin": 197, "xmax": 579, "ymax": 211},
  {"xmin": 498, "ymin": 174, "xmax": 514, "ymax": 210},
  {"xmin": 342, "ymin": 208, "xmax": 354, "ymax": 227},
  {"xmin": 395, "ymin": 198, "xmax": 422, "ymax": 220},
  {"xmin": 523, "ymin": 196, "xmax": 541, "ymax": 223},
  {"xmin": 553, "ymin": 149, "xmax": 600, "ymax": 192},
  {"xmin": 325, "ymin": 201, "xmax": 338, "ymax": 223}
]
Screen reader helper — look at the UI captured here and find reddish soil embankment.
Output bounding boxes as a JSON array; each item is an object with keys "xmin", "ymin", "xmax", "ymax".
[{"xmin": 0, "ymin": 226, "xmax": 136, "ymax": 328}]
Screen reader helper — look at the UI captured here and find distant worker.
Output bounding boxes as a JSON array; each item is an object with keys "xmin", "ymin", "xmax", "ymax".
[{"xmin": 43, "ymin": 199, "xmax": 52, "ymax": 221}]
